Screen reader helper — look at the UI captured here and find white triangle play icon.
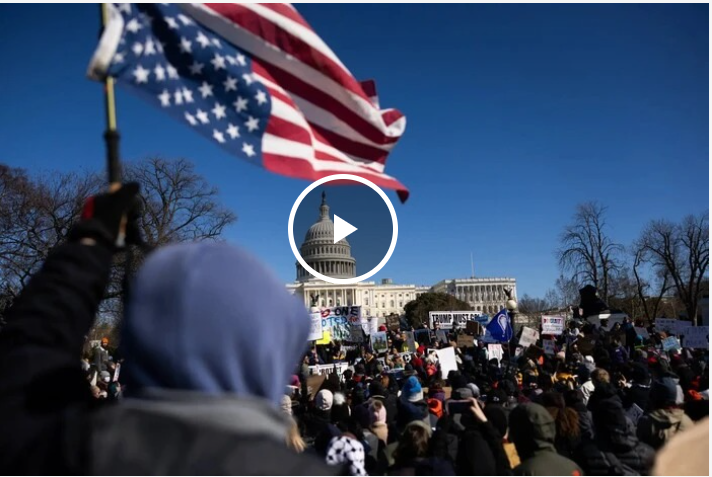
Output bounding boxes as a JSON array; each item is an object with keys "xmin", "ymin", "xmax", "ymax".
[{"xmin": 333, "ymin": 214, "xmax": 357, "ymax": 244}]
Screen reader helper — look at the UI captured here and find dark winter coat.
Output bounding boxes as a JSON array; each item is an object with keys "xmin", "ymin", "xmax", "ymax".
[
  {"xmin": 508, "ymin": 404, "xmax": 583, "ymax": 476},
  {"xmin": 577, "ymin": 387, "xmax": 655, "ymax": 475},
  {"xmin": 0, "ymin": 242, "xmax": 334, "ymax": 475}
]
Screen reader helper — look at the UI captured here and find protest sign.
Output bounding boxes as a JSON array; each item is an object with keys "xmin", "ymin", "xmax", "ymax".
[
  {"xmin": 634, "ymin": 327, "xmax": 650, "ymax": 339},
  {"xmin": 543, "ymin": 339, "xmax": 556, "ymax": 356},
  {"xmin": 519, "ymin": 327, "xmax": 540, "ymax": 348},
  {"xmin": 662, "ymin": 336, "xmax": 681, "ymax": 352},
  {"xmin": 541, "ymin": 316, "xmax": 565, "ymax": 335},
  {"xmin": 316, "ymin": 330, "xmax": 331, "ymax": 345},
  {"xmin": 403, "ymin": 331, "xmax": 417, "ymax": 353},
  {"xmin": 414, "ymin": 328, "xmax": 431, "ymax": 345},
  {"xmin": 457, "ymin": 335, "xmax": 475, "ymax": 348},
  {"xmin": 626, "ymin": 403, "xmax": 645, "ymax": 426},
  {"xmin": 386, "ymin": 314, "xmax": 400, "ymax": 331},
  {"xmin": 436, "ymin": 347, "xmax": 458, "ymax": 379},
  {"xmin": 436, "ymin": 329, "xmax": 449, "ymax": 344},
  {"xmin": 488, "ymin": 344, "xmax": 503, "ymax": 363},
  {"xmin": 348, "ymin": 326, "xmax": 365, "ymax": 343},
  {"xmin": 309, "ymin": 313, "xmax": 323, "ymax": 341},
  {"xmin": 367, "ymin": 317, "xmax": 379, "ymax": 336},
  {"xmin": 655, "ymin": 318, "xmax": 681, "ymax": 335},
  {"xmin": 466, "ymin": 321, "xmax": 482, "ymax": 335},
  {"xmin": 682, "ymin": 326, "xmax": 709, "ymax": 349},
  {"xmin": 514, "ymin": 346, "xmax": 524, "ymax": 358},
  {"xmin": 306, "ymin": 374, "xmax": 326, "ymax": 400},
  {"xmin": 429, "ymin": 311, "xmax": 480, "ymax": 330},
  {"xmin": 371, "ymin": 332, "xmax": 389, "ymax": 354},
  {"xmin": 112, "ymin": 363, "xmax": 121, "ymax": 383},
  {"xmin": 320, "ymin": 306, "xmax": 363, "ymax": 342}
]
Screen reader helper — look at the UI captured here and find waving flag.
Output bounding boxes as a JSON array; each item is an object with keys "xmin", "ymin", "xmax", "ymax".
[
  {"xmin": 89, "ymin": 3, "xmax": 408, "ymax": 201},
  {"xmin": 486, "ymin": 308, "xmax": 513, "ymax": 343}
]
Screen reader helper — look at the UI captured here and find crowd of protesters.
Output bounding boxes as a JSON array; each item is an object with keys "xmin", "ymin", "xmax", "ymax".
[{"xmin": 0, "ymin": 184, "xmax": 707, "ymax": 475}]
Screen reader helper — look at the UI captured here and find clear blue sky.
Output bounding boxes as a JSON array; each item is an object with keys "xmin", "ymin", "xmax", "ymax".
[{"xmin": 0, "ymin": 4, "xmax": 708, "ymax": 297}]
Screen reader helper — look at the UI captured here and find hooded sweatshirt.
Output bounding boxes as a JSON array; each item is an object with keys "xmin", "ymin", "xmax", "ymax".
[
  {"xmin": 93, "ymin": 243, "xmax": 331, "ymax": 475},
  {"xmin": 637, "ymin": 408, "xmax": 693, "ymax": 450},
  {"xmin": 508, "ymin": 403, "xmax": 583, "ymax": 476}
]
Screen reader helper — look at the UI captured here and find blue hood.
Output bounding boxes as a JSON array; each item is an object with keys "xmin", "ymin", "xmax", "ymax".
[{"xmin": 122, "ymin": 242, "xmax": 310, "ymax": 407}]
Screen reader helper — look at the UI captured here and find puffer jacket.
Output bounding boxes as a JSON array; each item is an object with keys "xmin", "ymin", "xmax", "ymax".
[
  {"xmin": 508, "ymin": 403, "xmax": 583, "ymax": 476},
  {"xmin": 576, "ymin": 389, "xmax": 655, "ymax": 476},
  {"xmin": 637, "ymin": 408, "xmax": 693, "ymax": 450}
]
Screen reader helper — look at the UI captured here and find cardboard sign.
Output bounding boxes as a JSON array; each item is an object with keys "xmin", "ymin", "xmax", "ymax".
[
  {"xmin": 519, "ymin": 327, "xmax": 540, "ymax": 348},
  {"xmin": 309, "ymin": 312, "xmax": 324, "ymax": 341},
  {"xmin": 662, "ymin": 336, "xmax": 681, "ymax": 352},
  {"xmin": 306, "ymin": 374, "xmax": 326, "ymax": 400},
  {"xmin": 541, "ymin": 316, "xmax": 565, "ymax": 335},
  {"xmin": 543, "ymin": 339, "xmax": 556, "ymax": 356},
  {"xmin": 466, "ymin": 321, "xmax": 482, "ymax": 335},
  {"xmin": 386, "ymin": 314, "xmax": 400, "ymax": 331},
  {"xmin": 488, "ymin": 343, "xmax": 503, "ymax": 363},
  {"xmin": 682, "ymin": 326, "xmax": 709, "ymax": 349},
  {"xmin": 371, "ymin": 332, "xmax": 389, "ymax": 354},
  {"xmin": 457, "ymin": 335, "xmax": 475, "ymax": 348},
  {"xmin": 429, "ymin": 311, "xmax": 480, "ymax": 330},
  {"xmin": 436, "ymin": 347, "xmax": 458, "ymax": 379},
  {"xmin": 436, "ymin": 329, "xmax": 449, "ymax": 344}
]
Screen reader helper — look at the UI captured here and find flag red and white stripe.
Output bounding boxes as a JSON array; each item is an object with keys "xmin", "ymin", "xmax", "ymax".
[{"xmin": 181, "ymin": 3, "xmax": 409, "ymax": 201}]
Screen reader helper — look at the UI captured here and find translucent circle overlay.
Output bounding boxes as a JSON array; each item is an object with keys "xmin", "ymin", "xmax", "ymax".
[{"xmin": 287, "ymin": 174, "xmax": 399, "ymax": 285}]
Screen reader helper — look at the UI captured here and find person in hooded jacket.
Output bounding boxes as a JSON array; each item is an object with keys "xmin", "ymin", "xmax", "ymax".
[
  {"xmin": 637, "ymin": 377, "xmax": 693, "ymax": 450},
  {"xmin": 397, "ymin": 376, "xmax": 429, "ymax": 431},
  {"xmin": 0, "ymin": 184, "xmax": 334, "ymax": 475},
  {"xmin": 508, "ymin": 403, "xmax": 582, "ymax": 476},
  {"xmin": 576, "ymin": 386, "xmax": 655, "ymax": 476}
]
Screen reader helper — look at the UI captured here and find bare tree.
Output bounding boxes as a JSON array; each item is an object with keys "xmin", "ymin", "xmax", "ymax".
[
  {"xmin": 637, "ymin": 213, "xmax": 709, "ymax": 325},
  {"xmin": 0, "ymin": 158, "xmax": 236, "ymax": 321},
  {"xmin": 554, "ymin": 274, "xmax": 580, "ymax": 308},
  {"xmin": 631, "ymin": 246, "xmax": 670, "ymax": 323},
  {"xmin": 558, "ymin": 202, "xmax": 621, "ymax": 302}
]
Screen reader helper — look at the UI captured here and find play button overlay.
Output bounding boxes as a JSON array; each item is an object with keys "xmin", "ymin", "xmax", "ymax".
[
  {"xmin": 333, "ymin": 215, "xmax": 357, "ymax": 243},
  {"xmin": 288, "ymin": 174, "xmax": 398, "ymax": 285}
]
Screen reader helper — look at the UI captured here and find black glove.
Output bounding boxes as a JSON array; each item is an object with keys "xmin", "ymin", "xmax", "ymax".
[{"xmin": 69, "ymin": 182, "xmax": 140, "ymax": 249}]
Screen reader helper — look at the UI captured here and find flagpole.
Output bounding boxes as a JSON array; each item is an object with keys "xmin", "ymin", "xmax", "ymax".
[{"xmin": 100, "ymin": 3, "xmax": 121, "ymax": 186}]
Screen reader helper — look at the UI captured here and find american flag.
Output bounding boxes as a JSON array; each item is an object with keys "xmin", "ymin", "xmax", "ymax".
[{"xmin": 89, "ymin": 3, "xmax": 408, "ymax": 201}]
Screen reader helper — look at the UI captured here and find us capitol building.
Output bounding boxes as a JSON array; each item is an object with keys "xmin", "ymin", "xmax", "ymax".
[{"xmin": 286, "ymin": 193, "xmax": 516, "ymax": 318}]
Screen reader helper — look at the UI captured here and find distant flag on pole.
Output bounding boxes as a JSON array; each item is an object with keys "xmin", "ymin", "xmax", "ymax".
[
  {"xmin": 486, "ymin": 308, "xmax": 513, "ymax": 343},
  {"xmin": 88, "ymin": 3, "xmax": 409, "ymax": 201}
]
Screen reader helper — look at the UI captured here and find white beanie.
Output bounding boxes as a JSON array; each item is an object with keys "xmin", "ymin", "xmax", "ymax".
[{"xmin": 316, "ymin": 389, "xmax": 334, "ymax": 411}]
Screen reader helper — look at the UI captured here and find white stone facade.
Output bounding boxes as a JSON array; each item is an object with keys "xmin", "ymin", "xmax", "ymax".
[{"xmin": 431, "ymin": 278, "xmax": 517, "ymax": 315}]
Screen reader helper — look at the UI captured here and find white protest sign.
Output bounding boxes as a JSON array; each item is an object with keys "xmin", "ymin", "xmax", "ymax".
[
  {"xmin": 429, "ymin": 311, "xmax": 480, "ymax": 330},
  {"xmin": 682, "ymin": 326, "xmax": 709, "ymax": 349},
  {"xmin": 487, "ymin": 344, "xmax": 503, "ymax": 363},
  {"xmin": 634, "ymin": 327, "xmax": 650, "ymax": 339},
  {"xmin": 519, "ymin": 327, "xmax": 540, "ymax": 348},
  {"xmin": 543, "ymin": 339, "xmax": 556, "ymax": 356},
  {"xmin": 655, "ymin": 318, "xmax": 681, "ymax": 335},
  {"xmin": 320, "ymin": 306, "xmax": 363, "ymax": 342},
  {"xmin": 309, "ymin": 312, "xmax": 324, "ymax": 341},
  {"xmin": 541, "ymin": 316, "xmax": 565, "ymax": 335},
  {"xmin": 436, "ymin": 347, "xmax": 458, "ymax": 379},
  {"xmin": 112, "ymin": 363, "xmax": 121, "ymax": 382}
]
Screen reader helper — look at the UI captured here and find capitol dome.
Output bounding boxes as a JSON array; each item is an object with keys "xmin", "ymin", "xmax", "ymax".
[{"xmin": 296, "ymin": 191, "xmax": 356, "ymax": 281}]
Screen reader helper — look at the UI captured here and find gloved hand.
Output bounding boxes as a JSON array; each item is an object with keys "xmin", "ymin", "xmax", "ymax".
[{"xmin": 69, "ymin": 182, "xmax": 140, "ymax": 249}]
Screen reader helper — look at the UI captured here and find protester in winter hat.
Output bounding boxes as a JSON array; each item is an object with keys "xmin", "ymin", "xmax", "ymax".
[
  {"xmin": 508, "ymin": 403, "xmax": 583, "ymax": 476},
  {"xmin": 325, "ymin": 435, "xmax": 367, "ymax": 476},
  {"xmin": 316, "ymin": 389, "xmax": 334, "ymax": 412},
  {"xmin": 0, "ymin": 185, "xmax": 333, "ymax": 475},
  {"xmin": 397, "ymin": 376, "xmax": 429, "ymax": 431},
  {"xmin": 577, "ymin": 388, "xmax": 655, "ymax": 476},
  {"xmin": 637, "ymin": 377, "xmax": 694, "ymax": 450}
]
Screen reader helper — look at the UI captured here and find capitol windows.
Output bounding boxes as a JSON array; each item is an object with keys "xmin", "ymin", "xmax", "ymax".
[
  {"xmin": 382, "ymin": 302, "xmax": 386, "ymax": 308},
  {"xmin": 399, "ymin": 301, "xmax": 403, "ymax": 308},
  {"xmin": 389, "ymin": 300, "xmax": 394, "ymax": 308},
  {"xmin": 365, "ymin": 298, "xmax": 369, "ymax": 306}
]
